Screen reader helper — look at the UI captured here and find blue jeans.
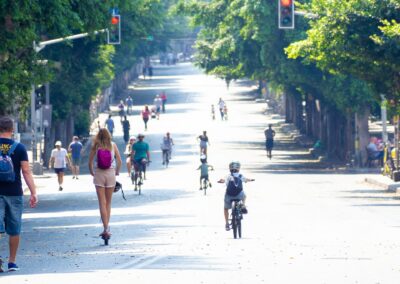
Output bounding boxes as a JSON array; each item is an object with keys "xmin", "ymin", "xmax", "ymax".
[{"xmin": 0, "ymin": 195, "xmax": 23, "ymax": 236}]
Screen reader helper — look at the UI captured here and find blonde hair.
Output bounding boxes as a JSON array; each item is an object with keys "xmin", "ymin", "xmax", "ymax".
[{"xmin": 91, "ymin": 128, "xmax": 113, "ymax": 151}]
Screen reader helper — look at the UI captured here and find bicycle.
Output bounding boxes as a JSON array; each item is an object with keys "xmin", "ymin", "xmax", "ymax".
[
  {"xmin": 162, "ymin": 149, "xmax": 171, "ymax": 168},
  {"xmin": 133, "ymin": 159, "xmax": 150, "ymax": 195},
  {"xmin": 229, "ymin": 199, "xmax": 244, "ymax": 239},
  {"xmin": 201, "ymin": 177, "xmax": 212, "ymax": 195},
  {"xmin": 382, "ymin": 144, "xmax": 396, "ymax": 179}
]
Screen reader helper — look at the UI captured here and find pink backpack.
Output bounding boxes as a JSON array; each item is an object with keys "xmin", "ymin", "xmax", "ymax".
[{"xmin": 97, "ymin": 148, "xmax": 113, "ymax": 169}]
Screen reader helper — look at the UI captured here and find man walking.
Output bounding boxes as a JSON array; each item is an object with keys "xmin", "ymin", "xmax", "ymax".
[
  {"xmin": 105, "ymin": 115, "xmax": 115, "ymax": 136},
  {"xmin": 49, "ymin": 141, "xmax": 70, "ymax": 191},
  {"xmin": 68, "ymin": 136, "xmax": 83, "ymax": 179},
  {"xmin": 125, "ymin": 96, "xmax": 133, "ymax": 115},
  {"xmin": 0, "ymin": 116, "xmax": 38, "ymax": 272},
  {"xmin": 264, "ymin": 124, "xmax": 276, "ymax": 159}
]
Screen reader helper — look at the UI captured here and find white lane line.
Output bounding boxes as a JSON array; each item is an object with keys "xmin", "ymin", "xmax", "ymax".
[{"xmin": 116, "ymin": 255, "xmax": 165, "ymax": 269}]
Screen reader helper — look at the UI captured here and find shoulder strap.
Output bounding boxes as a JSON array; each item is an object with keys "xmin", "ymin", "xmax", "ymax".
[{"xmin": 8, "ymin": 142, "xmax": 18, "ymax": 155}]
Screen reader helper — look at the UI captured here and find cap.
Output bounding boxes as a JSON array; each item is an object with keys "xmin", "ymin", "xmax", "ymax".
[{"xmin": 55, "ymin": 141, "xmax": 62, "ymax": 146}]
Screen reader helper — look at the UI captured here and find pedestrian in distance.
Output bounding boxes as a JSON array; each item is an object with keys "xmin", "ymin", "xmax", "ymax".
[
  {"xmin": 0, "ymin": 116, "xmax": 38, "ymax": 272},
  {"xmin": 196, "ymin": 155, "xmax": 214, "ymax": 190},
  {"xmin": 264, "ymin": 124, "xmax": 276, "ymax": 159},
  {"xmin": 68, "ymin": 136, "xmax": 83, "ymax": 180},
  {"xmin": 223, "ymin": 104, "xmax": 228, "ymax": 120},
  {"xmin": 218, "ymin": 98, "xmax": 225, "ymax": 120},
  {"xmin": 148, "ymin": 65, "xmax": 153, "ymax": 79},
  {"xmin": 88, "ymin": 128, "xmax": 122, "ymax": 241},
  {"xmin": 153, "ymin": 95, "xmax": 162, "ymax": 120},
  {"xmin": 142, "ymin": 66, "xmax": 147, "ymax": 80},
  {"xmin": 118, "ymin": 100, "xmax": 125, "ymax": 122},
  {"xmin": 125, "ymin": 96, "xmax": 133, "ymax": 115},
  {"xmin": 198, "ymin": 131, "xmax": 210, "ymax": 156},
  {"xmin": 160, "ymin": 91, "xmax": 167, "ymax": 113},
  {"xmin": 141, "ymin": 105, "xmax": 151, "ymax": 131},
  {"xmin": 122, "ymin": 115, "xmax": 130, "ymax": 144},
  {"xmin": 211, "ymin": 104, "xmax": 215, "ymax": 120},
  {"xmin": 49, "ymin": 141, "xmax": 71, "ymax": 191},
  {"xmin": 217, "ymin": 161, "xmax": 254, "ymax": 231},
  {"xmin": 105, "ymin": 114, "xmax": 115, "ymax": 137}
]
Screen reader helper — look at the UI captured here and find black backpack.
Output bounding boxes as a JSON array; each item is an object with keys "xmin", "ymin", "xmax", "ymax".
[{"xmin": 226, "ymin": 174, "xmax": 243, "ymax": 196}]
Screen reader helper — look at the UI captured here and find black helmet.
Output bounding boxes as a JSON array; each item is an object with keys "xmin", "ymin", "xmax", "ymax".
[{"xmin": 114, "ymin": 181, "xmax": 122, "ymax": 193}]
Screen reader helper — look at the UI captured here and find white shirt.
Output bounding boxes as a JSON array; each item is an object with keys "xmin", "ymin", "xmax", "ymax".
[{"xmin": 51, "ymin": 148, "xmax": 68, "ymax": 168}]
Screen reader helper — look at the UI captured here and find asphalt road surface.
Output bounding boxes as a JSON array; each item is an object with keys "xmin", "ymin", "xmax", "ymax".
[{"xmin": 3, "ymin": 63, "xmax": 400, "ymax": 284}]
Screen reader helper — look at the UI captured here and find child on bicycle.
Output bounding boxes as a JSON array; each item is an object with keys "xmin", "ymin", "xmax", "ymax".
[
  {"xmin": 218, "ymin": 161, "xmax": 254, "ymax": 231},
  {"xmin": 196, "ymin": 155, "xmax": 214, "ymax": 190}
]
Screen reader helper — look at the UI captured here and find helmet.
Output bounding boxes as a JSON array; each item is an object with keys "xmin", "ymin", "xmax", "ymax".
[
  {"xmin": 129, "ymin": 136, "xmax": 136, "ymax": 141},
  {"xmin": 114, "ymin": 181, "xmax": 122, "ymax": 193},
  {"xmin": 200, "ymin": 154, "xmax": 207, "ymax": 162},
  {"xmin": 229, "ymin": 161, "xmax": 241, "ymax": 171}
]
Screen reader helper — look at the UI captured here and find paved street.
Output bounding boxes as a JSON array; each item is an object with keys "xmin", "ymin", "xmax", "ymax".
[{"xmin": 3, "ymin": 63, "xmax": 400, "ymax": 283}]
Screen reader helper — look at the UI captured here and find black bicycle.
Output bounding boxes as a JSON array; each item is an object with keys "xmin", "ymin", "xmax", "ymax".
[
  {"xmin": 201, "ymin": 177, "xmax": 211, "ymax": 195},
  {"xmin": 230, "ymin": 199, "xmax": 244, "ymax": 239},
  {"xmin": 133, "ymin": 159, "xmax": 150, "ymax": 195},
  {"xmin": 162, "ymin": 149, "xmax": 171, "ymax": 168}
]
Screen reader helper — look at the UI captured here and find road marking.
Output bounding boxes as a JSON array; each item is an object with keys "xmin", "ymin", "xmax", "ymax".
[{"xmin": 116, "ymin": 254, "xmax": 165, "ymax": 269}]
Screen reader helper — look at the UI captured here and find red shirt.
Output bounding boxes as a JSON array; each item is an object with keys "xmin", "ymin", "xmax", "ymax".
[{"xmin": 142, "ymin": 110, "xmax": 151, "ymax": 119}]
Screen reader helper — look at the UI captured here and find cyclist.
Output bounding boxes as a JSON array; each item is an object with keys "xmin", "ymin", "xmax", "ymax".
[
  {"xmin": 124, "ymin": 136, "xmax": 136, "ymax": 177},
  {"xmin": 218, "ymin": 161, "xmax": 254, "ymax": 231},
  {"xmin": 198, "ymin": 131, "xmax": 210, "ymax": 156},
  {"xmin": 160, "ymin": 132, "xmax": 174, "ymax": 165},
  {"xmin": 264, "ymin": 124, "xmax": 276, "ymax": 159},
  {"xmin": 196, "ymin": 155, "xmax": 214, "ymax": 190},
  {"xmin": 131, "ymin": 133, "xmax": 150, "ymax": 189}
]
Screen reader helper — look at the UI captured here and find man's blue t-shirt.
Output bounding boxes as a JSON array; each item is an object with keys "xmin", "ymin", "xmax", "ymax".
[
  {"xmin": 132, "ymin": 141, "xmax": 149, "ymax": 160},
  {"xmin": 69, "ymin": 141, "xmax": 83, "ymax": 159},
  {"xmin": 0, "ymin": 138, "xmax": 28, "ymax": 196},
  {"xmin": 105, "ymin": 118, "xmax": 114, "ymax": 132}
]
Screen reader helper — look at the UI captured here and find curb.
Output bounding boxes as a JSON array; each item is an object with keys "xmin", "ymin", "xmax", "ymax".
[{"xmin": 364, "ymin": 176, "xmax": 400, "ymax": 192}]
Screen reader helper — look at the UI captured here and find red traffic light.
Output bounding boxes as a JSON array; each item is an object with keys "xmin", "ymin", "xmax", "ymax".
[
  {"xmin": 111, "ymin": 16, "xmax": 119, "ymax": 25},
  {"xmin": 280, "ymin": 0, "xmax": 292, "ymax": 7}
]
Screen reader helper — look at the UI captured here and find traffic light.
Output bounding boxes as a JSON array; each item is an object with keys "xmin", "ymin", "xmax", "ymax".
[
  {"xmin": 34, "ymin": 85, "xmax": 45, "ymax": 110},
  {"xmin": 278, "ymin": 0, "xmax": 294, "ymax": 29},
  {"xmin": 107, "ymin": 14, "xmax": 121, "ymax": 44}
]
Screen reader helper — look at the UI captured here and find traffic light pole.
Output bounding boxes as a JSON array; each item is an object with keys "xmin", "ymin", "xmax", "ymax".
[{"xmin": 33, "ymin": 29, "xmax": 107, "ymax": 52}]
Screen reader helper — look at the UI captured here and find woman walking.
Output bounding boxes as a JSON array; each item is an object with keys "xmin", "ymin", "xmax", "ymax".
[
  {"xmin": 88, "ymin": 128, "xmax": 122, "ymax": 240},
  {"xmin": 141, "ymin": 105, "xmax": 151, "ymax": 130}
]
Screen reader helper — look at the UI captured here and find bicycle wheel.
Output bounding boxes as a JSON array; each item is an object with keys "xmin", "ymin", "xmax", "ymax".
[
  {"xmin": 232, "ymin": 213, "xmax": 238, "ymax": 239},
  {"xmin": 237, "ymin": 217, "xmax": 242, "ymax": 238},
  {"xmin": 131, "ymin": 170, "xmax": 135, "ymax": 184},
  {"xmin": 138, "ymin": 172, "xmax": 142, "ymax": 195}
]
